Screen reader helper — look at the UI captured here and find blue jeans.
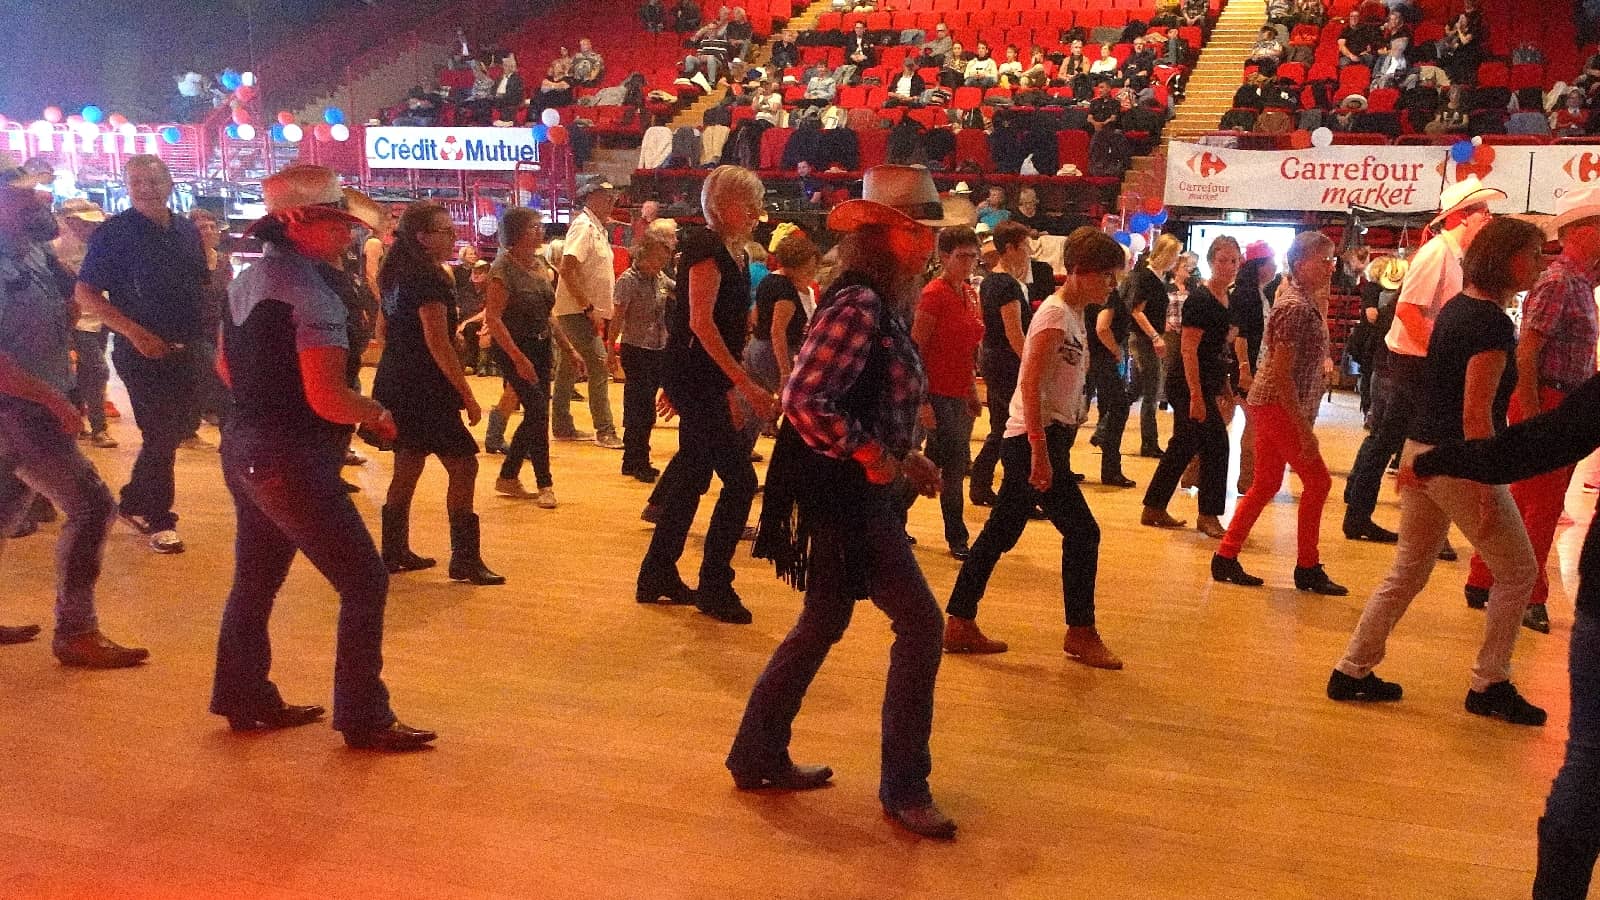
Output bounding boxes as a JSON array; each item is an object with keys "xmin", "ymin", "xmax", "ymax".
[
  {"xmin": 212, "ymin": 434, "xmax": 394, "ymax": 732},
  {"xmin": 727, "ymin": 496, "xmax": 944, "ymax": 809},
  {"xmin": 1536, "ymin": 609, "xmax": 1600, "ymax": 899},
  {"xmin": 0, "ymin": 397, "xmax": 115, "ymax": 636},
  {"xmin": 495, "ymin": 342, "xmax": 553, "ymax": 488},
  {"xmin": 112, "ymin": 339, "xmax": 198, "ymax": 532},
  {"xmin": 71, "ymin": 328, "xmax": 109, "ymax": 434},
  {"xmin": 919, "ymin": 393, "xmax": 975, "ymax": 548}
]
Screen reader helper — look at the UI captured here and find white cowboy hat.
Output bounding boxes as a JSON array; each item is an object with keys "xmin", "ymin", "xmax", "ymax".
[
  {"xmin": 249, "ymin": 165, "xmax": 382, "ymax": 234},
  {"xmin": 1340, "ymin": 93, "xmax": 1368, "ymax": 110},
  {"xmin": 827, "ymin": 165, "xmax": 970, "ymax": 234},
  {"xmin": 940, "ymin": 195, "xmax": 978, "ymax": 227},
  {"xmin": 1538, "ymin": 186, "xmax": 1600, "ymax": 237},
  {"xmin": 1430, "ymin": 174, "xmax": 1505, "ymax": 229}
]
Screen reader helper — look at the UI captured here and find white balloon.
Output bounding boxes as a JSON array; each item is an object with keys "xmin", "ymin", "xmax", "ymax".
[
  {"xmin": 117, "ymin": 122, "xmax": 137, "ymax": 136},
  {"xmin": 27, "ymin": 120, "xmax": 52, "ymax": 136},
  {"xmin": 1129, "ymin": 233, "xmax": 1147, "ymax": 253},
  {"xmin": 540, "ymin": 108, "xmax": 560, "ymax": 127},
  {"xmin": 236, "ymin": 123, "xmax": 256, "ymax": 141},
  {"xmin": 282, "ymin": 123, "xmax": 304, "ymax": 143},
  {"xmin": 1471, "ymin": 135, "xmax": 1483, "ymax": 146},
  {"xmin": 1310, "ymin": 127, "xmax": 1334, "ymax": 148},
  {"xmin": 329, "ymin": 123, "xmax": 350, "ymax": 142},
  {"xmin": 241, "ymin": 71, "xmax": 256, "ymax": 87},
  {"xmin": 73, "ymin": 120, "xmax": 100, "ymax": 138}
]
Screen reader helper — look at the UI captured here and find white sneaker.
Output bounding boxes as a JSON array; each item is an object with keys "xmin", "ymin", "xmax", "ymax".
[
  {"xmin": 150, "ymin": 530, "xmax": 185, "ymax": 554},
  {"xmin": 495, "ymin": 477, "xmax": 538, "ymax": 499},
  {"xmin": 536, "ymin": 487, "xmax": 558, "ymax": 509},
  {"xmin": 594, "ymin": 432, "xmax": 624, "ymax": 450}
]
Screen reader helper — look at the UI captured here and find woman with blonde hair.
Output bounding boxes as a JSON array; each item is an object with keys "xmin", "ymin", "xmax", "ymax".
[
  {"xmin": 746, "ymin": 229, "xmax": 821, "ymax": 393},
  {"xmin": 1128, "ymin": 233, "xmax": 1183, "ymax": 459},
  {"xmin": 636, "ymin": 165, "xmax": 774, "ymax": 622}
]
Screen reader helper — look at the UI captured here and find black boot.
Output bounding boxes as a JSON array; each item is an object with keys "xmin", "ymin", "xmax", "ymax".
[
  {"xmin": 381, "ymin": 505, "xmax": 436, "ymax": 574},
  {"xmin": 448, "ymin": 512, "xmax": 505, "ymax": 585}
]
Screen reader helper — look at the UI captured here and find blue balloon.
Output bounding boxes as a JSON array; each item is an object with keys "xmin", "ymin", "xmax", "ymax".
[
  {"xmin": 1450, "ymin": 140, "xmax": 1475, "ymax": 163},
  {"xmin": 220, "ymin": 70, "xmax": 242, "ymax": 91},
  {"xmin": 270, "ymin": 124, "xmax": 286, "ymax": 141},
  {"xmin": 160, "ymin": 126, "xmax": 182, "ymax": 145},
  {"xmin": 1113, "ymin": 230, "xmax": 1132, "ymax": 247},
  {"xmin": 530, "ymin": 123, "xmax": 549, "ymax": 142},
  {"xmin": 323, "ymin": 107, "xmax": 345, "ymax": 126},
  {"xmin": 1129, "ymin": 212, "xmax": 1151, "ymax": 233},
  {"xmin": 81, "ymin": 105, "xmax": 104, "ymax": 124},
  {"xmin": 225, "ymin": 123, "xmax": 240, "ymax": 140},
  {"xmin": 1150, "ymin": 208, "xmax": 1169, "ymax": 227}
]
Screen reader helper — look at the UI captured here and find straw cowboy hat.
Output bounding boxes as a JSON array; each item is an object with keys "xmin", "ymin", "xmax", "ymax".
[
  {"xmin": 249, "ymin": 165, "xmax": 382, "ymax": 234},
  {"xmin": 940, "ymin": 194, "xmax": 979, "ymax": 227},
  {"xmin": 1373, "ymin": 256, "xmax": 1409, "ymax": 290},
  {"xmin": 1340, "ymin": 93, "xmax": 1368, "ymax": 111},
  {"xmin": 1430, "ymin": 174, "xmax": 1505, "ymax": 229},
  {"xmin": 58, "ymin": 198, "xmax": 107, "ymax": 224},
  {"xmin": 1537, "ymin": 186, "xmax": 1600, "ymax": 238},
  {"xmin": 828, "ymin": 165, "xmax": 971, "ymax": 235}
]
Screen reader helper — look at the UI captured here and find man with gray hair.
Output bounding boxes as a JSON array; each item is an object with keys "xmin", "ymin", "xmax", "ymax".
[{"xmin": 552, "ymin": 180, "xmax": 623, "ymax": 448}]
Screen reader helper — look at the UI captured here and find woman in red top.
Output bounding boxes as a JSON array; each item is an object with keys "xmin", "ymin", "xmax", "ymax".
[{"xmin": 911, "ymin": 226, "xmax": 986, "ymax": 559}]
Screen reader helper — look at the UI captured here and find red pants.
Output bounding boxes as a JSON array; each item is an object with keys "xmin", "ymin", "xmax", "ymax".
[
  {"xmin": 1219, "ymin": 403, "xmax": 1331, "ymax": 567},
  {"xmin": 1467, "ymin": 386, "xmax": 1573, "ymax": 607}
]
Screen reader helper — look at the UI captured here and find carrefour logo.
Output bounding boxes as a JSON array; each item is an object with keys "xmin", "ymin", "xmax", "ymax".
[
  {"xmin": 1186, "ymin": 151, "xmax": 1227, "ymax": 177},
  {"xmin": 1565, "ymin": 152, "xmax": 1600, "ymax": 183},
  {"xmin": 370, "ymin": 132, "xmax": 537, "ymax": 165}
]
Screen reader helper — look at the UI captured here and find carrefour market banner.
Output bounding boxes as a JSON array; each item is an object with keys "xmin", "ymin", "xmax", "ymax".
[
  {"xmin": 1166, "ymin": 141, "xmax": 1600, "ymax": 216},
  {"xmin": 364, "ymin": 126, "xmax": 540, "ymax": 170}
]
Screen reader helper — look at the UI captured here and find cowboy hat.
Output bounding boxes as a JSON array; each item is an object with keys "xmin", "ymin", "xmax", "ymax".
[
  {"xmin": 1375, "ymin": 256, "xmax": 1409, "ymax": 290},
  {"xmin": 58, "ymin": 198, "xmax": 107, "ymax": 223},
  {"xmin": 827, "ymin": 165, "xmax": 970, "ymax": 234},
  {"xmin": 1340, "ymin": 93, "xmax": 1368, "ymax": 110},
  {"xmin": 576, "ymin": 178, "xmax": 617, "ymax": 201},
  {"xmin": 1431, "ymin": 174, "xmax": 1505, "ymax": 229},
  {"xmin": 940, "ymin": 195, "xmax": 978, "ymax": 227},
  {"xmin": 248, "ymin": 165, "xmax": 381, "ymax": 235},
  {"xmin": 1538, "ymin": 186, "xmax": 1600, "ymax": 237}
]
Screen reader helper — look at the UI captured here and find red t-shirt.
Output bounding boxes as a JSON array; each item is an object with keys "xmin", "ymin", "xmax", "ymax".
[{"xmin": 916, "ymin": 276, "xmax": 985, "ymax": 398}]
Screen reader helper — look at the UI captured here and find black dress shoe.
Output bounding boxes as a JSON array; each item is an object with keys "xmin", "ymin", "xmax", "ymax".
[
  {"xmin": 1437, "ymin": 544, "xmax": 1459, "ymax": 562},
  {"xmin": 696, "ymin": 587, "xmax": 753, "ymax": 624},
  {"xmin": 1069, "ymin": 472, "xmax": 1085, "ymax": 483},
  {"xmin": 885, "ymin": 801, "xmax": 957, "ymax": 839},
  {"xmin": 949, "ymin": 544, "xmax": 971, "ymax": 561},
  {"xmin": 1343, "ymin": 519, "xmax": 1399, "ymax": 543},
  {"xmin": 1465, "ymin": 680, "xmax": 1546, "ymax": 726},
  {"xmin": 226, "ymin": 703, "xmax": 326, "ymax": 732},
  {"xmin": 1524, "ymin": 604, "xmax": 1552, "ymax": 634},
  {"xmin": 1102, "ymin": 473, "xmax": 1137, "ymax": 488},
  {"xmin": 343, "ymin": 720, "xmax": 438, "ymax": 751},
  {"xmin": 1211, "ymin": 553, "xmax": 1264, "ymax": 587},
  {"xmin": 731, "ymin": 762, "xmax": 834, "ymax": 791},
  {"xmin": 0, "ymin": 623, "xmax": 41, "ymax": 644},
  {"xmin": 969, "ymin": 489, "xmax": 996, "ymax": 507},
  {"xmin": 1465, "ymin": 585, "xmax": 1490, "ymax": 609},
  {"xmin": 1327, "ymin": 669, "xmax": 1403, "ymax": 702},
  {"xmin": 1294, "ymin": 564, "xmax": 1348, "ymax": 596},
  {"xmin": 636, "ymin": 576, "xmax": 697, "ymax": 605}
]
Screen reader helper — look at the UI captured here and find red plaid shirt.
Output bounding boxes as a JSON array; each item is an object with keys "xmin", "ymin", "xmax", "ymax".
[
  {"xmin": 783, "ymin": 283, "xmax": 926, "ymax": 459},
  {"xmin": 1521, "ymin": 254, "xmax": 1600, "ymax": 389}
]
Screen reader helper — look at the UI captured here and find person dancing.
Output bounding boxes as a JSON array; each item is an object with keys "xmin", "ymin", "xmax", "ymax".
[
  {"xmin": 1210, "ymin": 230, "xmax": 1346, "ymax": 595},
  {"xmin": 943, "ymin": 227, "xmax": 1127, "ymax": 669},
  {"xmin": 372, "ymin": 203, "xmax": 503, "ymax": 585},
  {"xmin": 1141, "ymin": 236, "xmax": 1241, "ymax": 538},
  {"xmin": 734, "ymin": 165, "xmax": 955, "ymax": 839},
  {"xmin": 1328, "ymin": 217, "xmax": 1545, "ymax": 724},
  {"xmin": 211, "ymin": 166, "xmax": 434, "ymax": 751}
]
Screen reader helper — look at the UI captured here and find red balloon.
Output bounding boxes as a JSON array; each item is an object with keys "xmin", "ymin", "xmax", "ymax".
[
  {"xmin": 1289, "ymin": 128, "xmax": 1313, "ymax": 150},
  {"xmin": 1473, "ymin": 143, "xmax": 1496, "ymax": 166},
  {"xmin": 235, "ymin": 85, "xmax": 256, "ymax": 102},
  {"xmin": 276, "ymin": 110, "xmax": 294, "ymax": 126},
  {"xmin": 42, "ymin": 106, "xmax": 62, "ymax": 123},
  {"xmin": 108, "ymin": 113, "xmax": 127, "ymax": 127},
  {"xmin": 232, "ymin": 107, "xmax": 251, "ymax": 126},
  {"xmin": 1142, "ymin": 195, "xmax": 1164, "ymax": 216},
  {"xmin": 313, "ymin": 123, "xmax": 332, "ymax": 142},
  {"xmin": 548, "ymin": 124, "xmax": 569, "ymax": 145}
]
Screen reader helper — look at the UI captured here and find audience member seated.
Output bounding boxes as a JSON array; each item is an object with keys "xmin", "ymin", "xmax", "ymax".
[
  {"xmin": 1438, "ymin": 11, "xmax": 1484, "ymax": 85},
  {"xmin": 726, "ymin": 8, "xmax": 754, "ymax": 63},
  {"xmin": 770, "ymin": 28, "xmax": 800, "ymax": 70},
  {"xmin": 570, "ymin": 38, "xmax": 604, "ymax": 87},
  {"xmin": 687, "ymin": 18, "xmax": 735, "ymax": 85},
  {"xmin": 1152, "ymin": 0, "xmax": 1182, "ymax": 26},
  {"xmin": 1087, "ymin": 81, "xmax": 1121, "ymax": 130},
  {"xmin": 672, "ymin": 0, "xmax": 702, "ymax": 33},
  {"xmin": 965, "ymin": 42, "xmax": 999, "ymax": 88},
  {"xmin": 394, "ymin": 86, "xmax": 444, "ymax": 125},
  {"xmin": 1011, "ymin": 188, "xmax": 1049, "ymax": 231},
  {"xmin": 998, "ymin": 45, "xmax": 1026, "ymax": 88},
  {"xmin": 1328, "ymin": 93, "xmax": 1365, "ymax": 130},
  {"xmin": 1233, "ymin": 72, "xmax": 1268, "ymax": 111},
  {"xmin": 1553, "ymin": 89, "xmax": 1591, "ymax": 136},
  {"xmin": 800, "ymin": 63, "xmax": 838, "ymax": 109},
  {"xmin": 1337, "ymin": 13, "xmax": 1382, "ymax": 68},
  {"xmin": 1267, "ymin": 0, "xmax": 1295, "ymax": 25},
  {"xmin": 887, "ymin": 56, "xmax": 927, "ymax": 106},
  {"xmin": 940, "ymin": 43, "xmax": 969, "ymax": 89},
  {"xmin": 1248, "ymin": 26, "xmax": 1285, "ymax": 75},
  {"xmin": 754, "ymin": 80, "xmax": 785, "ymax": 123},
  {"xmin": 921, "ymin": 22, "xmax": 952, "ymax": 66},
  {"xmin": 1425, "ymin": 85, "xmax": 1469, "ymax": 133},
  {"xmin": 845, "ymin": 21, "xmax": 877, "ymax": 72},
  {"xmin": 1294, "ymin": 0, "xmax": 1327, "ymax": 26},
  {"xmin": 977, "ymin": 187, "xmax": 1011, "ymax": 229},
  {"xmin": 1181, "ymin": 0, "xmax": 1209, "ymax": 28},
  {"xmin": 1089, "ymin": 42, "xmax": 1121, "ymax": 82},
  {"xmin": 538, "ymin": 53, "xmax": 575, "ymax": 112},
  {"xmin": 1371, "ymin": 12, "xmax": 1411, "ymax": 89},
  {"xmin": 640, "ymin": 0, "xmax": 665, "ymax": 33},
  {"xmin": 1124, "ymin": 35, "xmax": 1157, "ymax": 91}
]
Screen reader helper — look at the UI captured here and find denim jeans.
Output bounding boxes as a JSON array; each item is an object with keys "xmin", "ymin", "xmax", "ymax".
[
  {"xmin": 212, "ymin": 433, "xmax": 395, "ymax": 732},
  {"xmin": 1130, "ymin": 333, "xmax": 1163, "ymax": 453},
  {"xmin": 70, "ymin": 328, "xmax": 109, "ymax": 434},
  {"xmin": 918, "ymin": 393, "xmax": 975, "ymax": 548},
  {"xmin": 551, "ymin": 312, "xmax": 615, "ymax": 437},
  {"xmin": 1344, "ymin": 352, "xmax": 1423, "ymax": 525},
  {"xmin": 727, "ymin": 495, "xmax": 944, "ymax": 809},
  {"xmin": 947, "ymin": 426, "xmax": 1100, "ymax": 627},
  {"xmin": 1089, "ymin": 355, "xmax": 1131, "ymax": 481},
  {"xmin": 971, "ymin": 346, "xmax": 1019, "ymax": 499},
  {"xmin": 0, "ymin": 397, "xmax": 115, "ymax": 636},
  {"xmin": 495, "ymin": 342, "xmax": 553, "ymax": 488},
  {"xmin": 1144, "ymin": 392, "xmax": 1229, "ymax": 516},
  {"xmin": 112, "ymin": 339, "xmax": 198, "ymax": 532},
  {"xmin": 1336, "ymin": 441, "xmax": 1536, "ymax": 692},
  {"xmin": 1536, "ymin": 609, "xmax": 1600, "ymax": 899},
  {"xmin": 188, "ymin": 338, "xmax": 231, "ymax": 434},
  {"xmin": 621, "ymin": 343, "xmax": 665, "ymax": 471},
  {"xmin": 638, "ymin": 387, "xmax": 757, "ymax": 592}
]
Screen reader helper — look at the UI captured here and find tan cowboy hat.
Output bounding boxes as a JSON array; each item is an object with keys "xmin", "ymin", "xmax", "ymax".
[
  {"xmin": 828, "ymin": 165, "xmax": 969, "ymax": 235},
  {"xmin": 1340, "ymin": 93, "xmax": 1368, "ymax": 111},
  {"xmin": 940, "ymin": 195, "xmax": 978, "ymax": 227},
  {"xmin": 249, "ymin": 165, "xmax": 381, "ymax": 234},
  {"xmin": 1376, "ymin": 256, "xmax": 1409, "ymax": 290},
  {"xmin": 58, "ymin": 198, "xmax": 107, "ymax": 223},
  {"xmin": 1538, "ymin": 186, "xmax": 1600, "ymax": 237},
  {"xmin": 1431, "ymin": 174, "xmax": 1505, "ymax": 229}
]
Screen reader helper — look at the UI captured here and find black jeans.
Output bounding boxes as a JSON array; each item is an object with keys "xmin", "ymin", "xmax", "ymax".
[
  {"xmin": 1143, "ymin": 392, "xmax": 1228, "ymax": 516},
  {"xmin": 947, "ymin": 426, "xmax": 1100, "ymax": 626},
  {"xmin": 188, "ymin": 338, "xmax": 231, "ymax": 434},
  {"xmin": 212, "ymin": 433, "xmax": 395, "ymax": 733},
  {"xmin": 916, "ymin": 393, "xmax": 975, "ymax": 548},
  {"xmin": 1537, "ymin": 608, "xmax": 1600, "ymax": 899},
  {"xmin": 970, "ymin": 347, "xmax": 1019, "ymax": 500},
  {"xmin": 1344, "ymin": 352, "xmax": 1423, "ymax": 525},
  {"xmin": 1130, "ymin": 333, "xmax": 1163, "ymax": 452},
  {"xmin": 495, "ymin": 342, "xmax": 553, "ymax": 487},
  {"xmin": 112, "ymin": 340, "xmax": 198, "ymax": 532},
  {"xmin": 1089, "ymin": 355, "xmax": 1131, "ymax": 481},
  {"xmin": 727, "ymin": 496, "xmax": 943, "ymax": 810},
  {"xmin": 638, "ymin": 387, "xmax": 757, "ymax": 592},
  {"xmin": 620, "ymin": 343, "xmax": 665, "ymax": 472}
]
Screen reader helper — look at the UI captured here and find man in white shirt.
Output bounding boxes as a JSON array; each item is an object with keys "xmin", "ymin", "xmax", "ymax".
[
  {"xmin": 553, "ymin": 181, "xmax": 621, "ymax": 448},
  {"xmin": 1342, "ymin": 175, "xmax": 1502, "ymax": 542}
]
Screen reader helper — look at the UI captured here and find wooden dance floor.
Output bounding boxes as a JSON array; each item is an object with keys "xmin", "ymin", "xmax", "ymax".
[{"xmin": 0, "ymin": 377, "xmax": 1586, "ymax": 899}]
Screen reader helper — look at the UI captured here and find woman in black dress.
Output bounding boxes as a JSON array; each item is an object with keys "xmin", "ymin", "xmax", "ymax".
[
  {"xmin": 635, "ymin": 165, "xmax": 773, "ymax": 622},
  {"xmin": 373, "ymin": 202, "xmax": 503, "ymax": 585},
  {"xmin": 1141, "ymin": 235, "xmax": 1241, "ymax": 538}
]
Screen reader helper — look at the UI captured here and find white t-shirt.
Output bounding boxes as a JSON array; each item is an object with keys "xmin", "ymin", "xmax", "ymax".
[
  {"xmin": 553, "ymin": 207, "xmax": 617, "ymax": 318},
  {"xmin": 1384, "ymin": 229, "xmax": 1463, "ymax": 358},
  {"xmin": 1004, "ymin": 296, "xmax": 1088, "ymax": 437}
]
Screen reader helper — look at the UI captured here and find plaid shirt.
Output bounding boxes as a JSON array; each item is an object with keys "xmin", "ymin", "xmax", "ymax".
[
  {"xmin": 1246, "ymin": 279, "xmax": 1327, "ymax": 423},
  {"xmin": 784, "ymin": 283, "xmax": 926, "ymax": 459},
  {"xmin": 1521, "ymin": 254, "xmax": 1599, "ymax": 390}
]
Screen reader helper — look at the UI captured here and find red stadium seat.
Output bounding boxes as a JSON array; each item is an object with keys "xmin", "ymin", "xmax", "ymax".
[
  {"xmin": 953, "ymin": 128, "xmax": 995, "ymax": 171},
  {"xmin": 952, "ymin": 86, "xmax": 982, "ymax": 109}
]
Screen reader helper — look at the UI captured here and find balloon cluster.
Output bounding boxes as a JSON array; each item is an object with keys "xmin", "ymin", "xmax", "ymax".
[
  {"xmin": 1450, "ymin": 136, "xmax": 1495, "ymax": 179},
  {"xmin": 1114, "ymin": 195, "xmax": 1170, "ymax": 253}
]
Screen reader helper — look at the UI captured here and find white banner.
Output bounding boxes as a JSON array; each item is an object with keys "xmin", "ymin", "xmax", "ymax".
[
  {"xmin": 1167, "ymin": 140, "xmax": 1600, "ymax": 217},
  {"xmin": 364, "ymin": 126, "xmax": 541, "ymax": 170}
]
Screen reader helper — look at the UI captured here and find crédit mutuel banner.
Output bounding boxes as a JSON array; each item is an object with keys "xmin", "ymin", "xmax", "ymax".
[
  {"xmin": 1166, "ymin": 140, "xmax": 1600, "ymax": 216},
  {"xmin": 364, "ymin": 127, "xmax": 540, "ymax": 171}
]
